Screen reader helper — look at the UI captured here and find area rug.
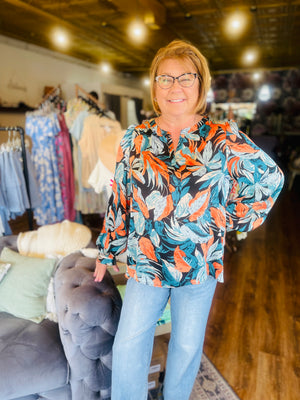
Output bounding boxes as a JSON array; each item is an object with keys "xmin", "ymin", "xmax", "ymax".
[
  {"xmin": 148, "ymin": 353, "xmax": 240, "ymax": 400},
  {"xmin": 190, "ymin": 353, "xmax": 240, "ymax": 400}
]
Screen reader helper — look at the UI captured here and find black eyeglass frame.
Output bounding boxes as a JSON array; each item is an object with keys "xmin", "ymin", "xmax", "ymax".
[{"xmin": 155, "ymin": 73, "xmax": 200, "ymax": 89}]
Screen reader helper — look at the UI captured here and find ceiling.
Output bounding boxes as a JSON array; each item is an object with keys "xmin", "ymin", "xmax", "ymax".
[{"xmin": 0, "ymin": 0, "xmax": 299, "ymax": 77}]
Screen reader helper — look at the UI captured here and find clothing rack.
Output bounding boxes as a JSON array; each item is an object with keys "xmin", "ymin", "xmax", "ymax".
[
  {"xmin": 0, "ymin": 126, "xmax": 34, "ymax": 230},
  {"xmin": 75, "ymin": 84, "xmax": 105, "ymax": 108},
  {"xmin": 38, "ymin": 85, "xmax": 61, "ymax": 107},
  {"xmin": 75, "ymin": 84, "xmax": 111, "ymax": 118},
  {"xmin": 37, "ymin": 85, "xmax": 65, "ymax": 111}
]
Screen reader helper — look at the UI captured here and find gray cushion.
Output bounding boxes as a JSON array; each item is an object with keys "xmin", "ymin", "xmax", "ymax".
[
  {"xmin": 55, "ymin": 252, "xmax": 122, "ymax": 399},
  {"xmin": 0, "ymin": 312, "xmax": 70, "ymax": 399},
  {"xmin": 10, "ymin": 386, "xmax": 70, "ymax": 400}
]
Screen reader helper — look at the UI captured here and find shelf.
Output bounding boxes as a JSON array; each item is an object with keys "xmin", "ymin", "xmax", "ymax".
[{"xmin": 0, "ymin": 106, "xmax": 34, "ymax": 113}]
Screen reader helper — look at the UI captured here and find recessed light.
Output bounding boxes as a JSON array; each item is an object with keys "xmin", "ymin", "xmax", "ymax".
[
  {"xmin": 128, "ymin": 19, "xmax": 147, "ymax": 43},
  {"xmin": 52, "ymin": 28, "xmax": 69, "ymax": 49},
  {"xmin": 242, "ymin": 49, "xmax": 259, "ymax": 65},
  {"xmin": 225, "ymin": 11, "xmax": 248, "ymax": 38},
  {"xmin": 253, "ymin": 72, "xmax": 261, "ymax": 81},
  {"xmin": 100, "ymin": 62, "xmax": 111, "ymax": 73}
]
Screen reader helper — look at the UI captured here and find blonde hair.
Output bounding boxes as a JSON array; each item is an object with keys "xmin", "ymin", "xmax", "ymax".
[{"xmin": 150, "ymin": 39, "xmax": 211, "ymax": 115}]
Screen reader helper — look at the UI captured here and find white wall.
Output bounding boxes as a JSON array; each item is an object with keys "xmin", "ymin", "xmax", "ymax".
[{"xmin": 0, "ymin": 35, "xmax": 148, "ymax": 126}]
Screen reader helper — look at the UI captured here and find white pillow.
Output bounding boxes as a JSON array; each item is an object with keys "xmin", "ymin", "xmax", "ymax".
[
  {"xmin": 0, "ymin": 261, "xmax": 11, "ymax": 283},
  {"xmin": 46, "ymin": 277, "xmax": 58, "ymax": 323}
]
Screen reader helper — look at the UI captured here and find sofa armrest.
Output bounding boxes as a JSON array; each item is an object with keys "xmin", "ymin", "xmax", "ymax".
[
  {"xmin": 54, "ymin": 252, "xmax": 122, "ymax": 400},
  {"xmin": 0, "ymin": 235, "xmax": 18, "ymax": 252}
]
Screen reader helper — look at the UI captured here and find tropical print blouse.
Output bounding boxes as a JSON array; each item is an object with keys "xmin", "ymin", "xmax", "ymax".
[{"xmin": 96, "ymin": 117, "xmax": 284, "ymax": 287}]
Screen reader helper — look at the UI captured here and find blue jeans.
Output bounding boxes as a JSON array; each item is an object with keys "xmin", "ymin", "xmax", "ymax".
[{"xmin": 111, "ymin": 277, "xmax": 217, "ymax": 400}]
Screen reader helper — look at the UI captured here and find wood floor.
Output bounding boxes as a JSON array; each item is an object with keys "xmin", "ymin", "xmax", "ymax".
[{"xmin": 204, "ymin": 185, "xmax": 300, "ymax": 400}]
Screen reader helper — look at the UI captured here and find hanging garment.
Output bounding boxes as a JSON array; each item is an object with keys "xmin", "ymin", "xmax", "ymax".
[
  {"xmin": 64, "ymin": 97, "xmax": 89, "ymax": 130},
  {"xmin": 55, "ymin": 113, "xmax": 76, "ymax": 221},
  {"xmin": 25, "ymin": 113, "xmax": 64, "ymax": 225},
  {"xmin": 88, "ymin": 158, "xmax": 114, "ymax": 198},
  {"xmin": 69, "ymin": 109, "xmax": 108, "ymax": 214},
  {"xmin": 0, "ymin": 144, "xmax": 40, "ymax": 234},
  {"xmin": 0, "ymin": 149, "xmax": 28, "ymax": 217},
  {"xmin": 78, "ymin": 115, "xmax": 122, "ymax": 188}
]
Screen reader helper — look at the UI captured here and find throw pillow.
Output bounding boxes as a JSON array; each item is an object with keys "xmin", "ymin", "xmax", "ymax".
[{"xmin": 0, "ymin": 247, "xmax": 56, "ymax": 323}]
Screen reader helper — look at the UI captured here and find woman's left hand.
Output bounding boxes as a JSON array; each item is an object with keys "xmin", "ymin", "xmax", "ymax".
[{"xmin": 94, "ymin": 258, "xmax": 119, "ymax": 282}]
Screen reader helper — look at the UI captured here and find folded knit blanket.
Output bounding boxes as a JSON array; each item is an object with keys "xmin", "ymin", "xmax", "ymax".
[{"xmin": 17, "ymin": 220, "xmax": 92, "ymax": 258}]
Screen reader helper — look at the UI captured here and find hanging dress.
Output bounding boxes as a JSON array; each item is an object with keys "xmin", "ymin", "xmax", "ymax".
[{"xmin": 25, "ymin": 113, "xmax": 64, "ymax": 225}]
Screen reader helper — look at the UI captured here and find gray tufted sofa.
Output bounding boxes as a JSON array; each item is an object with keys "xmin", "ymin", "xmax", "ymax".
[{"xmin": 0, "ymin": 235, "xmax": 122, "ymax": 400}]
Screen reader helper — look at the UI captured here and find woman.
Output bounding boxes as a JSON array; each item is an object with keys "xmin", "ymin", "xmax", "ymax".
[{"xmin": 94, "ymin": 40, "xmax": 284, "ymax": 400}]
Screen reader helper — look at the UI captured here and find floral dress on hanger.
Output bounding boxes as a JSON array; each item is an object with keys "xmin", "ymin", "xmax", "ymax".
[{"xmin": 25, "ymin": 113, "xmax": 64, "ymax": 225}]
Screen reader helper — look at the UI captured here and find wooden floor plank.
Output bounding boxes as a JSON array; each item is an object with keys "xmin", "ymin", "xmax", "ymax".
[{"xmin": 204, "ymin": 187, "xmax": 300, "ymax": 399}]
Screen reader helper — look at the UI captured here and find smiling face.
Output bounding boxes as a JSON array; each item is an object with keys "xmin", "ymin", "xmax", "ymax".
[{"xmin": 154, "ymin": 57, "xmax": 200, "ymax": 119}]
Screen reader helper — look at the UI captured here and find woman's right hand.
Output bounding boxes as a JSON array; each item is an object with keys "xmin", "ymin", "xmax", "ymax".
[{"xmin": 94, "ymin": 258, "xmax": 120, "ymax": 282}]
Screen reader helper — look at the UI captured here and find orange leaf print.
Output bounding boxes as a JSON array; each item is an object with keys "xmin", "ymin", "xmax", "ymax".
[
  {"xmin": 213, "ymin": 262, "xmax": 223, "ymax": 279},
  {"xmin": 228, "ymin": 141, "xmax": 258, "ymax": 154},
  {"xmin": 236, "ymin": 202, "xmax": 249, "ymax": 218},
  {"xmin": 227, "ymin": 156, "xmax": 239, "ymax": 175},
  {"xmin": 189, "ymin": 188, "xmax": 210, "ymax": 222},
  {"xmin": 142, "ymin": 151, "xmax": 169, "ymax": 183},
  {"xmin": 134, "ymin": 135, "xmax": 143, "ymax": 154},
  {"xmin": 116, "ymin": 145, "xmax": 123, "ymax": 163},
  {"xmin": 174, "ymin": 246, "xmax": 191, "ymax": 272},
  {"xmin": 119, "ymin": 187, "xmax": 127, "ymax": 208},
  {"xmin": 180, "ymin": 151, "xmax": 201, "ymax": 167},
  {"xmin": 206, "ymin": 122, "xmax": 220, "ymax": 141},
  {"xmin": 127, "ymin": 266, "xmax": 136, "ymax": 279},
  {"xmin": 201, "ymin": 229, "xmax": 214, "ymax": 262},
  {"xmin": 153, "ymin": 275, "xmax": 162, "ymax": 287},
  {"xmin": 115, "ymin": 219, "xmax": 126, "ymax": 237},
  {"xmin": 252, "ymin": 217, "xmax": 264, "ymax": 230},
  {"xmin": 211, "ymin": 207, "xmax": 225, "ymax": 228},
  {"xmin": 139, "ymin": 237, "xmax": 158, "ymax": 261}
]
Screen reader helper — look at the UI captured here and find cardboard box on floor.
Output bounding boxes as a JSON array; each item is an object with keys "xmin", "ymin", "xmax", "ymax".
[
  {"xmin": 148, "ymin": 371, "xmax": 160, "ymax": 390},
  {"xmin": 149, "ymin": 335, "xmax": 169, "ymax": 374}
]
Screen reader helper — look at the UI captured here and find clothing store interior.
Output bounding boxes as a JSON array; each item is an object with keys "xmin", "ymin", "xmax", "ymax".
[{"xmin": 0, "ymin": 1, "xmax": 299, "ymax": 400}]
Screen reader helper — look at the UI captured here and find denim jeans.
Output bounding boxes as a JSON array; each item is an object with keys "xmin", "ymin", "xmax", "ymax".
[{"xmin": 111, "ymin": 276, "xmax": 217, "ymax": 400}]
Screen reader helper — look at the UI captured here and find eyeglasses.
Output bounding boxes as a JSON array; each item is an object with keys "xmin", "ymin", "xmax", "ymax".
[{"xmin": 155, "ymin": 73, "xmax": 199, "ymax": 89}]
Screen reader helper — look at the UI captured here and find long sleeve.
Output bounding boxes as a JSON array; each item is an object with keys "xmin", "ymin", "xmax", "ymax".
[
  {"xmin": 225, "ymin": 121, "xmax": 284, "ymax": 232},
  {"xmin": 96, "ymin": 127, "xmax": 133, "ymax": 265}
]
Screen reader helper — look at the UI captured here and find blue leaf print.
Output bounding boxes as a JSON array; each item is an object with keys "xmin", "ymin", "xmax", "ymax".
[
  {"xmin": 146, "ymin": 190, "xmax": 167, "ymax": 220},
  {"xmin": 133, "ymin": 212, "xmax": 145, "ymax": 235},
  {"xmin": 151, "ymin": 135, "xmax": 165, "ymax": 155},
  {"xmin": 150, "ymin": 229, "xmax": 160, "ymax": 247},
  {"xmin": 175, "ymin": 193, "xmax": 192, "ymax": 219},
  {"xmin": 162, "ymin": 260, "xmax": 182, "ymax": 284}
]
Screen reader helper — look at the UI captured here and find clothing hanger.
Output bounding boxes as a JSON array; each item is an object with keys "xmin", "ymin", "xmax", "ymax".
[{"xmin": 75, "ymin": 84, "xmax": 111, "ymax": 118}]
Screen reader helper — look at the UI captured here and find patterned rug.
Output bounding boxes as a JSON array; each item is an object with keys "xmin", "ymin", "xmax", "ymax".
[
  {"xmin": 148, "ymin": 353, "xmax": 240, "ymax": 400},
  {"xmin": 190, "ymin": 354, "xmax": 240, "ymax": 400}
]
